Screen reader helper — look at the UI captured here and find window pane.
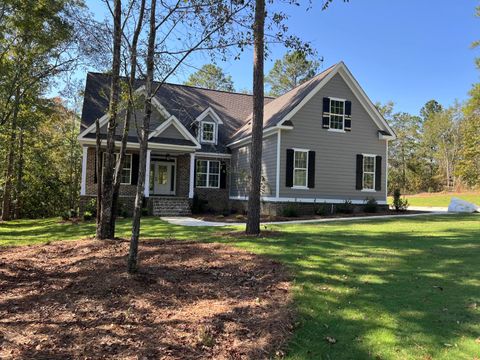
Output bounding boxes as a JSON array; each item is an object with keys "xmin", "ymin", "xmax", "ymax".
[
  {"xmin": 364, "ymin": 157, "xmax": 375, "ymax": 172},
  {"xmin": 202, "ymin": 123, "xmax": 214, "ymax": 141},
  {"xmin": 330, "ymin": 100, "xmax": 344, "ymax": 115},
  {"xmin": 196, "ymin": 173, "xmax": 207, "ymax": 187},
  {"xmin": 158, "ymin": 165, "xmax": 168, "ymax": 184},
  {"xmin": 294, "ymin": 169, "xmax": 307, "ymax": 187},
  {"xmin": 209, "ymin": 161, "xmax": 220, "ymax": 174},
  {"xmin": 294, "ymin": 152, "xmax": 307, "ymax": 169},
  {"xmin": 121, "ymin": 169, "xmax": 131, "ymax": 184},
  {"xmin": 209, "ymin": 174, "xmax": 219, "ymax": 187},
  {"xmin": 330, "ymin": 115, "xmax": 343, "ymax": 130},
  {"xmin": 197, "ymin": 160, "xmax": 207, "ymax": 173},
  {"xmin": 363, "ymin": 173, "xmax": 374, "ymax": 190}
]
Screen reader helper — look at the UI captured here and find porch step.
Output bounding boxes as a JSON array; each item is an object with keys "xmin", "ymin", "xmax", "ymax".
[{"xmin": 152, "ymin": 197, "xmax": 191, "ymax": 216}]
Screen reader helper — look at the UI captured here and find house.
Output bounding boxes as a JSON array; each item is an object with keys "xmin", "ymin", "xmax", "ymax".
[{"xmin": 78, "ymin": 62, "xmax": 396, "ymax": 216}]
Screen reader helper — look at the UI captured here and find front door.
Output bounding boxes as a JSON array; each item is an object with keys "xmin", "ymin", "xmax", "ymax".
[{"xmin": 150, "ymin": 161, "xmax": 175, "ymax": 195}]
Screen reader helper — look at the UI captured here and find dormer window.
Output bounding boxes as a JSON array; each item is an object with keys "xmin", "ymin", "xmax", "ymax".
[{"xmin": 201, "ymin": 121, "xmax": 216, "ymax": 143}]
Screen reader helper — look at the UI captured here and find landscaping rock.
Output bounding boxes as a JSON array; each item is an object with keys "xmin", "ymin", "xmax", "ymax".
[{"xmin": 447, "ymin": 197, "xmax": 480, "ymax": 213}]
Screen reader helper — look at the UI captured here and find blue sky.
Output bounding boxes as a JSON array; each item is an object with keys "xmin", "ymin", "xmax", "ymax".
[{"xmin": 80, "ymin": 0, "xmax": 479, "ymax": 116}]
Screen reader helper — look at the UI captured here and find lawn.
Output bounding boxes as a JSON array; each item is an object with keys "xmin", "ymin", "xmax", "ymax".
[
  {"xmin": 1, "ymin": 214, "xmax": 479, "ymax": 359},
  {"xmin": 388, "ymin": 191, "xmax": 480, "ymax": 208}
]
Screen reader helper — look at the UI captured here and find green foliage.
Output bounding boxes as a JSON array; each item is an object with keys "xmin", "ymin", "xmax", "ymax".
[
  {"xmin": 364, "ymin": 197, "xmax": 378, "ymax": 213},
  {"xmin": 185, "ymin": 64, "xmax": 235, "ymax": 91},
  {"xmin": 314, "ymin": 202, "xmax": 330, "ymax": 216},
  {"xmin": 336, "ymin": 200, "xmax": 354, "ymax": 214},
  {"xmin": 282, "ymin": 204, "xmax": 299, "ymax": 217},
  {"xmin": 392, "ymin": 189, "xmax": 409, "ymax": 212},
  {"xmin": 265, "ymin": 51, "xmax": 319, "ymax": 97},
  {"xmin": 83, "ymin": 211, "xmax": 93, "ymax": 221},
  {"xmin": 85, "ymin": 198, "xmax": 97, "ymax": 217},
  {"xmin": 61, "ymin": 210, "xmax": 71, "ymax": 221}
]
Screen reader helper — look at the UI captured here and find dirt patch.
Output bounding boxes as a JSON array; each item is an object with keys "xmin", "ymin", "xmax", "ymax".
[
  {"xmin": 0, "ymin": 239, "xmax": 292, "ymax": 359},
  {"xmin": 196, "ymin": 210, "xmax": 424, "ymax": 223}
]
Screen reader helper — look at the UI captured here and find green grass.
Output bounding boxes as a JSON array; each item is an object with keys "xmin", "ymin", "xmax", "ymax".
[
  {"xmin": 1, "ymin": 214, "xmax": 479, "ymax": 359},
  {"xmin": 388, "ymin": 192, "xmax": 480, "ymax": 207}
]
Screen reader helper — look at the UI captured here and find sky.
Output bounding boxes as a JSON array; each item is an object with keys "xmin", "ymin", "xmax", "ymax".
[{"xmin": 79, "ymin": 0, "xmax": 479, "ymax": 116}]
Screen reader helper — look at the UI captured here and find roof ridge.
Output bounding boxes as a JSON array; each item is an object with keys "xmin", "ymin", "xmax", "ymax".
[{"xmin": 86, "ymin": 71, "xmax": 276, "ymax": 99}]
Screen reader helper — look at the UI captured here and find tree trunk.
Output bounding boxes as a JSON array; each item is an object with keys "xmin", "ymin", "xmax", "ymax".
[
  {"xmin": 14, "ymin": 129, "xmax": 24, "ymax": 219},
  {"xmin": 128, "ymin": 0, "xmax": 156, "ymax": 274},
  {"xmin": 95, "ymin": 118, "xmax": 102, "ymax": 225},
  {"xmin": 1, "ymin": 88, "xmax": 20, "ymax": 221},
  {"xmin": 245, "ymin": 0, "xmax": 265, "ymax": 235},
  {"xmin": 97, "ymin": 0, "xmax": 122, "ymax": 239},
  {"xmin": 109, "ymin": 0, "xmax": 146, "ymax": 237}
]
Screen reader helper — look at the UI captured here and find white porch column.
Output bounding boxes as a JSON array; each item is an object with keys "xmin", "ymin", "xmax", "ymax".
[
  {"xmin": 80, "ymin": 146, "xmax": 88, "ymax": 196},
  {"xmin": 144, "ymin": 149, "xmax": 151, "ymax": 197},
  {"xmin": 188, "ymin": 152, "xmax": 195, "ymax": 198}
]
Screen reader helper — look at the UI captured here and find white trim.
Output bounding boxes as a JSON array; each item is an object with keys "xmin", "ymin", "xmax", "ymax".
[
  {"xmin": 78, "ymin": 138, "xmax": 198, "ymax": 152},
  {"xmin": 385, "ymin": 142, "xmax": 389, "ymax": 202},
  {"xmin": 149, "ymin": 159, "xmax": 177, "ymax": 196},
  {"xmin": 196, "ymin": 152, "xmax": 231, "ymax": 159},
  {"xmin": 144, "ymin": 150, "xmax": 151, "ymax": 197},
  {"xmin": 80, "ymin": 147, "xmax": 88, "ymax": 196},
  {"xmin": 292, "ymin": 186, "xmax": 309, "ymax": 190},
  {"xmin": 149, "ymin": 115, "xmax": 201, "ymax": 149},
  {"xmin": 291, "ymin": 147, "xmax": 309, "ymax": 152},
  {"xmin": 229, "ymin": 195, "xmax": 387, "ymax": 205},
  {"xmin": 278, "ymin": 62, "xmax": 396, "ymax": 139},
  {"xmin": 328, "ymin": 129, "xmax": 346, "ymax": 133},
  {"xmin": 189, "ymin": 153, "xmax": 195, "ymax": 198},
  {"xmin": 275, "ymin": 129, "xmax": 281, "ymax": 199},
  {"xmin": 328, "ymin": 98, "xmax": 346, "ymax": 131},
  {"xmin": 195, "ymin": 107, "xmax": 224, "ymax": 124},
  {"xmin": 226, "ymin": 125, "xmax": 294, "ymax": 148},
  {"xmin": 378, "ymin": 132, "xmax": 395, "ymax": 140}
]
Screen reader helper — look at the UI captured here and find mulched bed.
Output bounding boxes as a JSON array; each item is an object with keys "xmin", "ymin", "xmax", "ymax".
[
  {"xmin": 195, "ymin": 209, "xmax": 425, "ymax": 223},
  {"xmin": 0, "ymin": 239, "xmax": 292, "ymax": 359}
]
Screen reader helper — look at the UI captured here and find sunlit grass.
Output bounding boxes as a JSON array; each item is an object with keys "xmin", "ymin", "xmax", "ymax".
[{"xmin": 388, "ymin": 191, "xmax": 480, "ymax": 207}]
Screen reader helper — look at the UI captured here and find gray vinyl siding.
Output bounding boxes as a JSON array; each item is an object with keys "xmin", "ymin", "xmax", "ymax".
[
  {"xmin": 100, "ymin": 107, "xmax": 166, "ymax": 137},
  {"xmin": 159, "ymin": 124, "xmax": 185, "ymax": 139},
  {"xmin": 230, "ymin": 134, "xmax": 278, "ymax": 197},
  {"xmin": 279, "ymin": 73, "xmax": 387, "ymax": 202}
]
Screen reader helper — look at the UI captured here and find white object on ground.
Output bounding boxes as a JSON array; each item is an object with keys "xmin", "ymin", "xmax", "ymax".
[
  {"xmin": 161, "ymin": 211, "xmax": 453, "ymax": 227},
  {"xmin": 447, "ymin": 197, "xmax": 480, "ymax": 213}
]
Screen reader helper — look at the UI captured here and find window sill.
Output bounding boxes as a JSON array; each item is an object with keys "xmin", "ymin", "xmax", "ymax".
[
  {"xmin": 196, "ymin": 186, "xmax": 221, "ymax": 189},
  {"xmin": 361, "ymin": 189, "xmax": 376, "ymax": 192},
  {"xmin": 292, "ymin": 186, "xmax": 309, "ymax": 190},
  {"xmin": 327, "ymin": 128, "xmax": 346, "ymax": 133}
]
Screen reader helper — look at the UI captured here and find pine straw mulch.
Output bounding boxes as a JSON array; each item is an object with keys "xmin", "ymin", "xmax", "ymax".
[{"xmin": 0, "ymin": 239, "xmax": 293, "ymax": 360}]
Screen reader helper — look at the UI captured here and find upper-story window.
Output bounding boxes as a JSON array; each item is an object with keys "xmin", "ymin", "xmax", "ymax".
[
  {"xmin": 329, "ymin": 99, "xmax": 345, "ymax": 131},
  {"xmin": 363, "ymin": 155, "xmax": 375, "ymax": 190},
  {"xmin": 293, "ymin": 150, "xmax": 308, "ymax": 188},
  {"xmin": 201, "ymin": 121, "xmax": 216, "ymax": 143}
]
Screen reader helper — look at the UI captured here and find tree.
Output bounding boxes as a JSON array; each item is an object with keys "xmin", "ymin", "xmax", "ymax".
[
  {"xmin": 420, "ymin": 99, "xmax": 443, "ymax": 121},
  {"xmin": 245, "ymin": 0, "xmax": 265, "ymax": 235},
  {"xmin": 265, "ymin": 51, "xmax": 319, "ymax": 96},
  {"xmin": 185, "ymin": 64, "xmax": 235, "ymax": 91},
  {"xmin": 0, "ymin": 0, "xmax": 82, "ymax": 221}
]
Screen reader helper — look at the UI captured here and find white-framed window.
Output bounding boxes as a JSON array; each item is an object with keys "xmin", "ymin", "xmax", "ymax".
[
  {"xmin": 293, "ymin": 150, "xmax": 308, "ymax": 188},
  {"xmin": 103, "ymin": 153, "xmax": 132, "ymax": 185},
  {"xmin": 329, "ymin": 98, "xmax": 345, "ymax": 131},
  {"xmin": 196, "ymin": 160, "xmax": 220, "ymax": 188},
  {"xmin": 363, "ymin": 155, "xmax": 375, "ymax": 190},
  {"xmin": 200, "ymin": 121, "xmax": 216, "ymax": 144}
]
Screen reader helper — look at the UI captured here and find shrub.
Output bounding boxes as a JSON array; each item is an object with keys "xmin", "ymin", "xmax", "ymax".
[
  {"xmin": 141, "ymin": 207, "xmax": 149, "ymax": 216},
  {"xmin": 364, "ymin": 197, "xmax": 378, "ymax": 213},
  {"xmin": 83, "ymin": 211, "xmax": 93, "ymax": 221},
  {"xmin": 191, "ymin": 194, "xmax": 208, "ymax": 214},
  {"xmin": 85, "ymin": 198, "xmax": 97, "ymax": 217},
  {"xmin": 69, "ymin": 209, "xmax": 78, "ymax": 218},
  {"xmin": 337, "ymin": 200, "xmax": 354, "ymax": 214},
  {"xmin": 61, "ymin": 211, "xmax": 71, "ymax": 221},
  {"xmin": 282, "ymin": 204, "xmax": 299, "ymax": 217},
  {"xmin": 315, "ymin": 202, "xmax": 330, "ymax": 216},
  {"xmin": 392, "ymin": 189, "xmax": 409, "ymax": 212}
]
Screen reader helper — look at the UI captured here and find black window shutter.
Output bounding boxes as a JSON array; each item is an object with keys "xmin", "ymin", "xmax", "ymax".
[
  {"xmin": 170, "ymin": 164, "xmax": 175, "ymax": 191},
  {"xmin": 131, "ymin": 153, "xmax": 139, "ymax": 185},
  {"xmin": 356, "ymin": 154, "xmax": 363, "ymax": 190},
  {"xmin": 220, "ymin": 161, "xmax": 227, "ymax": 189},
  {"xmin": 308, "ymin": 151, "xmax": 315, "ymax": 188},
  {"xmin": 322, "ymin": 97, "xmax": 330, "ymax": 129},
  {"xmin": 194, "ymin": 159, "xmax": 197, "ymax": 188},
  {"xmin": 345, "ymin": 100, "xmax": 352, "ymax": 131},
  {"xmin": 375, "ymin": 156, "xmax": 382, "ymax": 191},
  {"xmin": 286, "ymin": 149, "xmax": 294, "ymax": 187}
]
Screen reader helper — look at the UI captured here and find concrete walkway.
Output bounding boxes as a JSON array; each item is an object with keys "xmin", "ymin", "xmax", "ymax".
[{"xmin": 161, "ymin": 209, "xmax": 452, "ymax": 227}]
